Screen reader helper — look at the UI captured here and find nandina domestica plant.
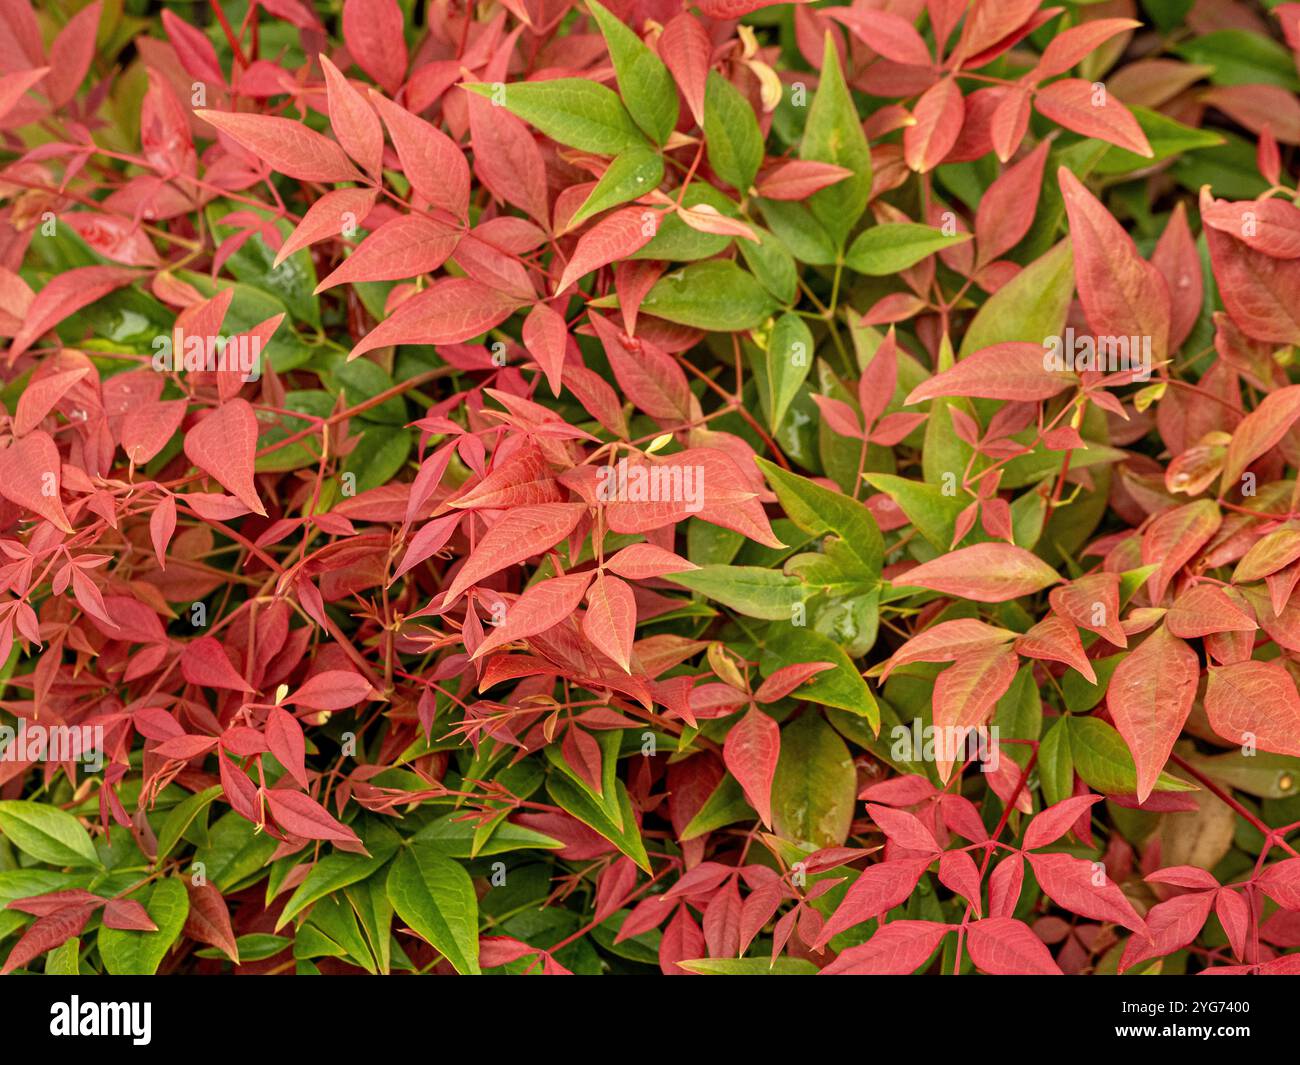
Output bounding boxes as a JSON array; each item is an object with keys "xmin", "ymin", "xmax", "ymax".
[{"xmin": 0, "ymin": 0, "xmax": 1298, "ymax": 980}]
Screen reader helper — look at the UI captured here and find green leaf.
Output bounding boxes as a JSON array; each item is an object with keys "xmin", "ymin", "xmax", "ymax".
[
  {"xmin": 45, "ymin": 937, "xmax": 80, "ymax": 975},
  {"xmin": 1068, "ymin": 716, "xmax": 1196, "ymax": 795},
  {"xmin": 568, "ymin": 145, "xmax": 665, "ymax": 229},
  {"xmin": 154, "ymin": 785, "xmax": 223, "ymax": 867},
  {"xmin": 633, "ymin": 184, "xmax": 737, "ymax": 261},
  {"xmin": 1062, "ymin": 653, "xmax": 1125, "ymax": 712},
  {"xmin": 467, "ymin": 79, "xmax": 646, "ymax": 155},
  {"xmin": 959, "ymin": 239, "xmax": 1074, "ymax": 357},
  {"xmin": 756, "ymin": 457, "xmax": 884, "ymax": 580},
  {"xmin": 758, "ymin": 199, "xmax": 837, "ymax": 265},
  {"xmin": 704, "ymin": 71, "xmax": 764, "ymax": 193},
  {"xmin": 845, "ymin": 224, "xmax": 971, "ymax": 276},
  {"xmin": 862, "ymin": 473, "xmax": 964, "ymax": 550},
  {"xmin": 98, "ymin": 878, "xmax": 190, "ymax": 975},
  {"xmin": 800, "ymin": 35, "xmax": 871, "ymax": 247},
  {"xmin": 680, "ymin": 773, "xmax": 755, "ymax": 840},
  {"xmin": 759, "ymin": 313, "xmax": 813, "ymax": 432},
  {"xmin": 1094, "ymin": 106, "xmax": 1222, "ymax": 175},
  {"xmin": 739, "ymin": 225, "xmax": 799, "ymax": 304},
  {"xmin": 667, "ymin": 564, "xmax": 807, "ymax": 620},
  {"xmin": 772, "ymin": 712, "xmax": 857, "ymax": 850},
  {"xmin": 1039, "ymin": 717, "xmax": 1074, "ymax": 807},
  {"xmin": 1173, "ymin": 30, "xmax": 1300, "ymax": 90},
  {"xmin": 344, "ymin": 425, "xmax": 412, "ymax": 493},
  {"xmin": 680, "ymin": 956, "xmax": 819, "ymax": 974},
  {"xmin": 1181, "ymin": 751, "xmax": 1300, "ymax": 800},
  {"xmin": 386, "ymin": 841, "xmax": 481, "ymax": 974},
  {"xmin": 761, "ymin": 625, "xmax": 880, "ymax": 728},
  {"xmin": 276, "ymin": 822, "xmax": 401, "ymax": 930},
  {"xmin": 546, "ymin": 774, "xmax": 651, "ymax": 871},
  {"xmin": 0, "ymin": 800, "xmax": 100, "ymax": 868},
  {"xmin": 642, "ymin": 261, "xmax": 777, "ymax": 330},
  {"xmin": 414, "ymin": 811, "xmax": 565, "ymax": 858},
  {"xmin": 587, "ymin": 0, "xmax": 678, "ymax": 145}
]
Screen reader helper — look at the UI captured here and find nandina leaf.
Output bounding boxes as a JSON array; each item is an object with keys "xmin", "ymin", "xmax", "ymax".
[
  {"xmin": 349, "ymin": 277, "xmax": 526, "ymax": 360},
  {"xmin": 931, "ymin": 646, "xmax": 1018, "ymax": 781},
  {"xmin": 1152, "ymin": 201, "xmax": 1203, "ymax": 352},
  {"xmin": 1, "ymin": 904, "xmax": 97, "ymax": 975},
  {"xmin": 472, "ymin": 571, "xmax": 593, "ymax": 660},
  {"xmin": 1058, "ymin": 166, "xmax": 1169, "ymax": 362},
  {"xmin": 966, "ymin": 917, "xmax": 1063, "ymax": 976},
  {"xmin": 13, "ymin": 367, "xmax": 88, "ymax": 437},
  {"xmin": 183, "ymin": 881, "xmax": 239, "ymax": 964},
  {"xmin": 753, "ymin": 661, "xmax": 835, "ymax": 703},
  {"xmin": 1202, "ymin": 197, "xmax": 1300, "ymax": 260},
  {"xmin": 1015, "ymin": 614, "xmax": 1096, "ymax": 684},
  {"xmin": 1119, "ymin": 892, "xmax": 1214, "ymax": 972},
  {"xmin": 816, "ymin": 858, "xmax": 931, "ymax": 945},
  {"xmin": 882, "ymin": 618, "xmax": 1016, "ymax": 680},
  {"xmin": 263, "ymin": 788, "xmax": 362, "ymax": 846},
  {"xmin": 102, "ymin": 898, "xmax": 158, "ymax": 932},
  {"xmin": 938, "ymin": 851, "xmax": 983, "ymax": 914},
  {"xmin": 1219, "ymin": 384, "xmax": 1300, "ymax": 492},
  {"xmin": 315, "ymin": 214, "xmax": 460, "ymax": 291},
  {"xmin": 583, "ymin": 573, "xmax": 637, "ymax": 672},
  {"xmin": 183, "ymin": 398, "xmax": 266, "ymax": 516},
  {"xmin": 902, "ymin": 543, "xmax": 1061, "ymax": 602},
  {"xmin": 341, "ymin": 0, "xmax": 407, "ymax": 95},
  {"xmin": 43, "ymin": 1, "xmax": 100, "ymax": 107},
  {"xmin": 465, "ymin": 89, "xmax": 550, "ymax": 226},
  {"xmin": 319, "ymin": 54, "xmax": 384, "ymax": 178},
  {"xmin": 558, "ymin": 208, "xmax": 659, "ymax": 293},
  {"xmin": 1050, "ymin": 572, "xmax": 1127, "ymax": 648},
  {"xmin": 865, "ymin": 802, "xmax": 940, "ymax": 852},
  {"xmin": 1026, "ymin": 851, "xmax": 1147, "ymax": 934},
  {"xmin": 975, "ymin": 140, "xmax": 1049, "ymax": 267},
  {"xmin": 275, "ymin": 187, "xmax": 379, "ymax": 268},
  {"xmin": 1141, "ymin": 498, "xmax": 1221, "ymax": 603},
  {"xmin": 590, "ymin": 312, "xmax": 692, "ymax": 421},
  {"xmin": 8, "ymin": 265, "xmax": 139, "ymax": 360},
  {"xmin": 1033, "ymin": 19, "xmax": 1141, "ymax": 80},
  {"xmin": 1106, "ymin": 624, "xmax": 1200, "ymax": 803},
  {"xmin": 1201, "ymin": 188, "xmax": 1300, "ymax": 345},
  {"xmin": 905, "ymin": 342, "xmax": 1074, "ymax": 403},
  {"xmin": 822, "ymin": 920, "xmax": 950, "ymax": 975},
  {"xmin": 659, "ymin": 13, "xmax": 710, "ymax": 128},
  {"xmin": 368, "ymin": 91, "xmax": 470, "ymax": 220},
  {"xmin": 181, "ymin": 636, "xmax": 254, "ymax": 692},
  {"xmin": 723, "ymin": 706, "xmax": 780, "ymax": 828},
  {"xmin": 282, "ymin": 670, "xmax": 373, "ymax": 710},
  {"xmin": 445, "ymin": 503, "xmax": 588, "ymax": 603},
  {"xmin": 1023, "ymin": 795, "xmax": 1103, "ymax": 850},
  {"xmin": 904, "ymin": 77, "xmax": 964, "ymax": 172},
  {"xmin": 1036, "ymin": 79, "xmax": 1152, "ymax": 156},
  {"xmin": 604, "ymin": 543, "xmax": 695, "ymax": 581},
  {"xmin": 0, "ymin": 430, "xmax": 75, "ymax": 533},
  {"xmin": 266, "ymin": 705, "xmax": 309, "ymax": 788},
  {"xmin": 830, "ymin": 8, "xmax": 931, "ymax": 66},
  {"xmin": 1204, "ymin": 660, "xmax": 1300, "ymax": 757},
  {"xmin": 196, "ymin": 110, "xmax": 358, "ymax": 182},
  {"xmin": 522, "ymin": 302, "xmax": 569, "ymax": 397},
  {"xmin": 1257, "ymin": 858, "xmax": 1300, "ymax": 910}
]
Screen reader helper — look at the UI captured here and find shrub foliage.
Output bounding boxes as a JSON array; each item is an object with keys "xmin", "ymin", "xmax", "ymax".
[{"xmin": 0, "ymin": 0, "xmax": 1299, "ymax": 976}]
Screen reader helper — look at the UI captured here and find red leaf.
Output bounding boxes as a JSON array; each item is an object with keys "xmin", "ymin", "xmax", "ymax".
[
  {"xmin": 1028, "ymin": 850, "xmax": 1147, "ymax": 934},
  {"xmin": 0, "ymin": 429, "xmax": 75, "ymax": 532},
  {"xmin": 369, "ymin": 91, "xmax": 470, "ymax": 221},
  {"xmin": 275, "ymin": 187, "xmax": 378, "ymax": 268},
  {"xmin": 1216, "ymin": 889, "xmax": 1250, "ymax": 961},
  {"xmin": 1204, "ymin": 660, "xmax": 1300, "ymax": 758},
  {"xmin": 938, "ymin": 851, "xmax": 982, "ymax": 915},
  {"xmin": 266, "ymin": 705, "xmax": 309, "ymax": 789},
  {"xmin": 558, "ymin": 208, "xmax": 660, "ymax": 293},
  {"xmin": 931, "ymin": 646, "xmax": 1018, "ymax": 781},
  {"xmin": 755, "ymin": 160, "xmax": 853, "ymax": 200},
  {"xmin": 473, "ymin": 572, "xmax": 593, "ymax": 660},
  {"xmin": 183, "ymin": 398, "xmax": 265, "ymax": 517},
  {"xmin": 184, "ymin": 880, "xmax": 239, "ymax": 963},
  {"xmin": 882, "ymin": 618, "xmax": 1016, "ymax": 680},
  {"xmin": 966, "ymin": 917, "xmax": 1063, "ymax": 975},
  {"xmin": 161, "ymin": 9, "xmax": 223, "ymax": 87},
  {"xmin": 341, "ymin": 0, "xmax": 407, "ymax": 95},
  {"xmin": 393, "ymin": 513, "xmax": 461, "ymax": 579},
  {"xmin": 1141, "ymin": 499, "xmax": 1221, "ymax": 604},
  {"xmin": 830, "ymin": 8, "xmax": 931, "ymax": 66},
  {"xmin": 196, "ymin": 110, "xmax": 358, "ymax": 183},
  {"xmin": 816, "ymin": 858, "xmax": 930, "ymax": 945},
  {"xmin": 445, "ymin": 503, "xmax": 588, "ymax": 603},
  {"xmin": 1202, "ymin": 189, "xmax": 1300, "ymax": 346},
  {"xmin": 102, "ymin": 898, "xmax": 158, "ymax": 932},
  {"xmin": 349, "ymin": 277, "xmax": 525, "ymax": 360},
  {"xmin": 1036, "ymin": 79, "xmax": 1152, "ymax": 157},
  {"xmin": 263, "ymin": 788, "xmax": 362, "ymax": 846},
  {"xmin": 723, "ymin": 706, "xmax": 780, "ymax": 828},
  {"xmin": 1220, "ymin": 384, "xmax": 1300, "ymax": 492},
  {"xmin": 315, "ymin": 214, "xmax": 460, "ymax": 291},
  {"xmin": 0, "ymin": 904, "xmax": 97, "ymax": 975},
  {"xmin": 1023, "ymin": 795, "xmax": 1103, "ymax": 850},
  {"xmin": 905, "ymin": 341, "xmax": 1074, "ymax": 404},
  {"xmin": 1119, "ymin": 892, "xmax": 1214, "ymax": 972},
  {"xmin": 1015, "ymin": 614, "xmax": 1096, "ymax": 684},
  {"xmin": 465, "ymin": 89, "xmax": 550, "ymax": 226},
  {"xmin": 590, "ymin": 313, "xmax": 693, "ymax": 422},
  {"xmin": 1258, "ymin": 858, "xmax": 1300, "ymax": 909},
  {"xmin": 659, "ymin": 13, "xmax": 710, "ymax": 128},
  {"xmin": 1032, "ymin": 19, "xmax": 1140, "ymax": 81},
  {"xmin": 604, "ymin": 543, "xmax": 696, "ymax": 581},
  {"xmin": 1152, "ymin": 202, "xmax": 1203, "ymax": 353},
  {"xmin": 319, "ymin": 54, "xmax": 384, "ymax": 178},
  {"xmin": 1107, "ymin": 625, "xmax": 1199, "ymax": 803},
  {"xmin": 44, "ymin": 1, "xmax": 100, "ymax": 108},
  {"xmin": 866, "ymin": 802, "xmax": 940, "ymax": 853},
  {"xmin": 975, "ymin": 140, "xmax": 1049, "ymax": 267},
  {"xmin": 122, "ymin": 398, "xmax": 187, "ymax": 466},
  {"xmin": 904, "ymin": 76, "xmax": 964, "ymax": 172},
  {"xmin": 283, "ymin": 670, "xmax": 373, "ymax": 711},
  {"xmin": 902, "ymin": 543, "xmax": 1061, "ymax": 602},
  {"xmin": 1058, "ymin": 166, "xmax": 1169, "ymax": 363},
  {"xmin": 522, "ymin": 302, "xmax": 569, "ymax": 397},
  {"xmin": 8, "ymin": 265, "xmax": 139, "ymax": 360},
  {"xmin": 583, "ymin": 573, "xmax": 637, "ymax": 673},
  {"xmin": 753, "ymin": 661, "xmax": 835, "ymax": 703},
  {"xmin": 822, "ymin": 920, "xmax": 950, "ymax": 975},
  {"xmin": 181, "ymin": 636, "xmax": 254, "ymax": 693}
]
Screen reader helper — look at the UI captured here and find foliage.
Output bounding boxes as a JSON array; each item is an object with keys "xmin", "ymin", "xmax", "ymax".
[{"xmin": 0, "ymin": 0, "xmax": 1299, "ymax": 977}]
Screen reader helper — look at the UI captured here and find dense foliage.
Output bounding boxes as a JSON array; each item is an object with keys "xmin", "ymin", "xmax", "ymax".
[{"xmin": 1, "ymin": 0, "xmax": 1299, "ymax": 977}]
